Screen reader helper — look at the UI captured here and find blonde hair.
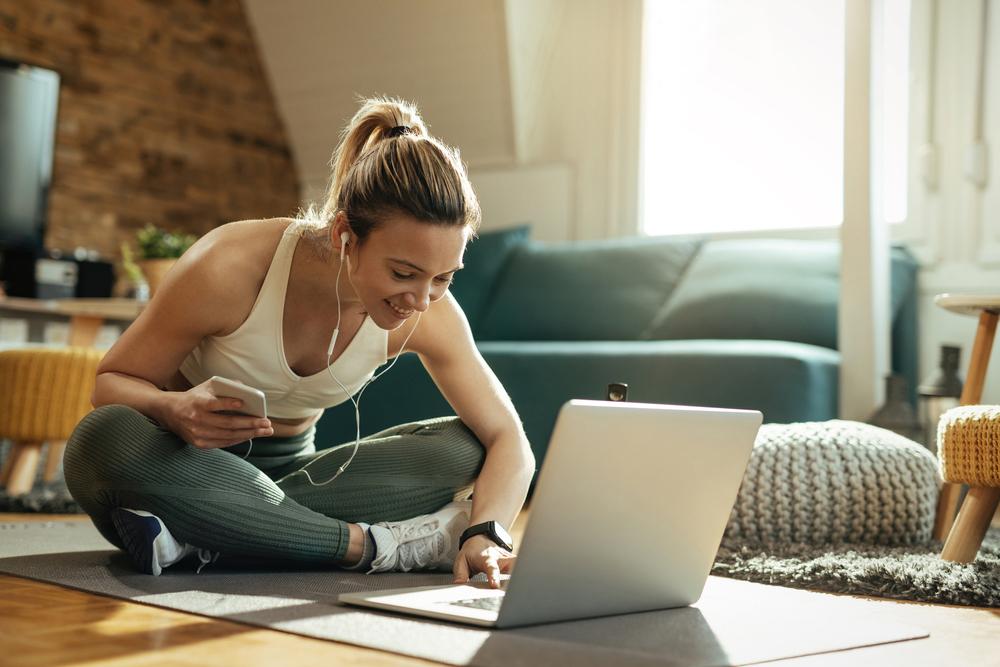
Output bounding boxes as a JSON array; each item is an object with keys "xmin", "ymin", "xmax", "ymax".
[{"xmin": 300, "ymin": 96, "xmax": 481, "ymax": 254}]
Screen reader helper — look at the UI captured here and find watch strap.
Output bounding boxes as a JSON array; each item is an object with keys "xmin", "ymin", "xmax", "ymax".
[{"xmin": 459, "ymin": 521, "xmax": 513, "ymax": 551}]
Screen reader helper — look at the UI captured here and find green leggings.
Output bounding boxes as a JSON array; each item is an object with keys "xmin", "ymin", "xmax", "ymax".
[{"xmin": 63, "ymin": 404, "xmax": 485, "ymax": 564}]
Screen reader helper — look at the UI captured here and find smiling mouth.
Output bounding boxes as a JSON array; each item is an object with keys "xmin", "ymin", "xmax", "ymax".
[{"xmin": 385, "ymin": 300, "xmax": 414, "ymax": 318}]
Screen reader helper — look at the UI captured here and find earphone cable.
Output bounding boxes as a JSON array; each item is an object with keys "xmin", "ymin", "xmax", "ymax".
[{"xmin": 290, "ymin": 311, "xmax": 421, "ymax": 487}]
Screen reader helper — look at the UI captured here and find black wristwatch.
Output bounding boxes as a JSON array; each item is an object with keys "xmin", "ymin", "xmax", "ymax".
[{"xmin": 459, "ymin": 521, "xmax": 514, "ymax": 551}]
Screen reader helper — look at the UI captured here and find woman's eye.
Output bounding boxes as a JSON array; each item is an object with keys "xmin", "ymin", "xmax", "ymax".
[{"xmin": 392, "ymin": 270, "xmax": 453, "ymax": 285}]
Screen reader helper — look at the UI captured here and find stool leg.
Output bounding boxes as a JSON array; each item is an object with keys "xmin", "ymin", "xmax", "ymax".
[
  {"xmin": 934, "ymin": 483, "xmax": 966, "ymax": 541},
  {"xmin": 1, "ymin": 443, "xmax": 29, "ymax": 489},
  {"xmin": 933, "ymin": 310, "xmax": 998, "ymax": 541},
  {"xmin": 941, "ymin": 486, "xmax": 1000, "ymax": 563},
  {"xmin": 43, "ymin": 441, "xmax": 67, "ymax": 483},
  {"xmin": 5, "ymin": 442, "xmax": 44, "ymax": 496},
  {"xmin": 0, "ymin": 443, "xmax": 15, "ymax": 487}
]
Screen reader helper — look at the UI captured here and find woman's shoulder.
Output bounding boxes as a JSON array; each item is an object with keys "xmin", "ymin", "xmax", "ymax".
[
  {"xmin": 387, "ymin": 291, "xmax": 471, "ymax": 359},
  {"xmin": 199, "ymin": 217, "xmax": 294, "ymax": 253},
  {"xmin": 162, "ymin": 218, "xmax": 294, "ymax": 314},
  {"xmin": 182, "ymin": 218, "xmax": 293, "ymax": 275}
]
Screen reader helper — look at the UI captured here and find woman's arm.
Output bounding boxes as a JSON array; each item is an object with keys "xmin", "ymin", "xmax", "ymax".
[
  {"xmin": 93, "ymin": 224, "xmax": 275, "ymax": 447},
  {"xmin": 406, "ymin": 292, "xmax": 536, "ymax": 585},
  {"xmin": 93, "ymin": 371, "xmax": 179, "ymax": 426},
  {"xmin": 94, "ymin": 229, "xmax": 231, "ymax": 408}
]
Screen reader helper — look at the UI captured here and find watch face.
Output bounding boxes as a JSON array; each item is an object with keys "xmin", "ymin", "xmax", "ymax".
[{"xmin": 493, "ymin": 522, "xmax": 514, "ymax": 550}]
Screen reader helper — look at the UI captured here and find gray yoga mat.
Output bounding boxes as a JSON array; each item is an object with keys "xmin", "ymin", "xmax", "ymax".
[{"xmin": 0, "ymin": 520, "xmax": 928, "ymax": 666}]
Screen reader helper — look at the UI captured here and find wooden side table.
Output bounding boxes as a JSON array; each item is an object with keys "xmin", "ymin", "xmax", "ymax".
[
  {"xmin": 0, "ymin": 297, "xmax": 144, "ymax": 347},
  {"xmin": 932, "ymin": 293, "xmax": 1000, "ymax": 541}
]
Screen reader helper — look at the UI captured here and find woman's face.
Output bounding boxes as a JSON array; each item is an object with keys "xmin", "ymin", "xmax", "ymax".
[{"xmin": 344, "ymin": 214, "xmax": 470, "ymax": 329}]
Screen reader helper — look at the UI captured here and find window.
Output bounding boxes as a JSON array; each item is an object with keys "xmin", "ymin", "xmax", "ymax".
[{"xmin": 640, "ymin": 0, "xmax": 910, "ymax": 236}]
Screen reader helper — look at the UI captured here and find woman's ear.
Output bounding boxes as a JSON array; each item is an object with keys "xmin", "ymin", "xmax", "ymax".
[{"xmin": 331, "ymin": 212, "xmax": 351, "ymax": 259}]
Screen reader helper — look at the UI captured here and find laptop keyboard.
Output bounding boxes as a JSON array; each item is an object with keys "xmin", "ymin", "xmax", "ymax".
[{"xmin": 449, "ymin": 595, "xmax": 504, "ymax": 612}]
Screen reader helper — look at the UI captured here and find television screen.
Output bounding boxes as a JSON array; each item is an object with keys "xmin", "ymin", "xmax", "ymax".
[{"xmin": 0, "ymin": 59, "xmax": 60, "ymax": 250}]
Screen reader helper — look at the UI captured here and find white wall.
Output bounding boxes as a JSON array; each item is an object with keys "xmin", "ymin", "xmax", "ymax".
[
  {"xmin": 504, "ymin": 0, "xmax": 642, "ymax": 241},
  {"xmin": 469, "ymin": 164, "xmax": 573, "ymax": 241},
  {"xmin": 900, "ymin": 0, "xmax": 1000, "ymax": 402}
]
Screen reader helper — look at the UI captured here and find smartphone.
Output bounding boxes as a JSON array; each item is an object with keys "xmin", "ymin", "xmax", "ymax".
[{"xmin": 207, "ymin": 376, "xmax": 267, "ymax": 418}]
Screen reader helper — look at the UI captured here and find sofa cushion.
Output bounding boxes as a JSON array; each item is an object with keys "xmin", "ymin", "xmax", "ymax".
[
  {"xmin": 478, "ymin": 236, "xmax": 702, "ymax": 341},
  {"xmin": 449, "ymin": 225, "xmax": 530, "ymax": 334},
  {"xmin": 641, "ymin": 239, "xmax": 841, "ymax": 348},
  {"xmin": 642, "ymin": 240, "xmax": 919, "ymax": 349}
]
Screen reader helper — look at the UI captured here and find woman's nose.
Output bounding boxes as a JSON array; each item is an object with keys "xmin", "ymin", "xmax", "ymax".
[{"xmin": 404, "ymin": 286, "xmax": 431, "ymax": 311}]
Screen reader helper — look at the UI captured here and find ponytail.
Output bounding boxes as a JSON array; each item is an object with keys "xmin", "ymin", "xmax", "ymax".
[{"xmin": 301, "ymin": 96, "xmax": 480, "ymax": 250}]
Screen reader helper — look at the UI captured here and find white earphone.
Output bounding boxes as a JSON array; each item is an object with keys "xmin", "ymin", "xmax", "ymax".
[
  {"xmin": 327, "ymin": 230, "xmax": 350, "ymax": 355},
  {"xmin": 277, "ymin": 226, "xmax": 422, "ymax": 487}
]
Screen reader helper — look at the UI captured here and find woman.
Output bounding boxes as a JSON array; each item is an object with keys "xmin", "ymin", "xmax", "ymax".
[{"xmin": 64, "ymin": 97, "xmax": 535, "ymax": 589}]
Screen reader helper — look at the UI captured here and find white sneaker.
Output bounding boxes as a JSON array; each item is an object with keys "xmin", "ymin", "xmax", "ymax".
[
  {"xmin": 367, "ymin": 501, "xmax": 472, "ymax": 573},
  {"xmin": 111, "ymin": 508, "xmax": 218, "ymax": 576}
]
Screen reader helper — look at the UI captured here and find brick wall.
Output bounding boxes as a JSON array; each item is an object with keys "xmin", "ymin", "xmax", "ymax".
[{"xmin": 0, "ymin": 0, "xmax": 300, "ymax": 264}]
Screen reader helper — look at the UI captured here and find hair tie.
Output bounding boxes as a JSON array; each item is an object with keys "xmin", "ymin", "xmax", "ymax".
[{"xmin": 387, "ymin": 125, "xmax": 410, "ymax": 138}]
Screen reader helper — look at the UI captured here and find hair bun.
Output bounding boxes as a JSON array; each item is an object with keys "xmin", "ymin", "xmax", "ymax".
[{"xmin": 387, "ymin": 125, "xmax": 410, "ymax": 138}]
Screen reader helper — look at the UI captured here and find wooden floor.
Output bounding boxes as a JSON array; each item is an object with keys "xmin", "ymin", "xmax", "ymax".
[{"xmin": 2, "ymin": 511, "xmax": 999, "ymax": 667}]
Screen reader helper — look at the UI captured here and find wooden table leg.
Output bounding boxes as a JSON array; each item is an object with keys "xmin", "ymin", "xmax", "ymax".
[
  {"xmin": 68, "ymin": 315, "xmax": 103, "ymax": 347},
  {"xmin": 959, "ymin": 311, "xmax": 998, "ymax": 403},
  {"xmin": 933, "ymin": 310, "xmax": 998, "ymax": 541}
]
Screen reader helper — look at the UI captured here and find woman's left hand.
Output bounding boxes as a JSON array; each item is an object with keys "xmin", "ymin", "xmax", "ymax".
[{"xmin": 453, "ymin": 534, "xmax": 516, "ymax": 589}]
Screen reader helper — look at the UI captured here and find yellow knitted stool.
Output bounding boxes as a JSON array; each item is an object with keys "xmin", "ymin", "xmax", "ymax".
[
  {"xmin": 0, "ymin": 347, "xmax": 103, "ymax": 496},
  {"xmin": 938, "ymin": 405, "xmax": 1000, "ymax": 562}
]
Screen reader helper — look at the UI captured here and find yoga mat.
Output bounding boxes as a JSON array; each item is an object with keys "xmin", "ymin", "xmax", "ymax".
[{"xmin": 0, "ymin": 521, "xmax": 928, "ymax": 666}]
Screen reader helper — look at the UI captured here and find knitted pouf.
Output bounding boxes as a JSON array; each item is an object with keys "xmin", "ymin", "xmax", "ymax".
[
  {"xmin": 938, "ymin": 405, "xmax": 1000, "ymax": 487},
  {"xmin": 724, "ymin": 420, "xmax": 941, "ymax": 546}
]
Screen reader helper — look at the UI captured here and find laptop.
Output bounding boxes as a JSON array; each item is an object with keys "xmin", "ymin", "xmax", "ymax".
[{"xmin": 339, "ymin": 399, "xmax": 762, "ymax": 628}]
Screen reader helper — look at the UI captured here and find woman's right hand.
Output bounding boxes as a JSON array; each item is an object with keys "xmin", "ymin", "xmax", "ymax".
[{"xmin": 164, "ymin": 379, "xmax": 273, "ymax": 449}]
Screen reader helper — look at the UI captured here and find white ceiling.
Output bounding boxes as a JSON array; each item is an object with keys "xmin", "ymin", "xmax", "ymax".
[{"xmin": 241, "ymin": 0, "xmax": 517, "ymax": 205}]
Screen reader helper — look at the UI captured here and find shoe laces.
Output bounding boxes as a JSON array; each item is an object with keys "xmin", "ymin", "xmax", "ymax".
[
  {"xmin": 369, "ymin": 516, "xmax": 448, "ymax": 573},
  {"xmin": 195, "ymin": 548, "xmax": 220, "ymax": 574}
]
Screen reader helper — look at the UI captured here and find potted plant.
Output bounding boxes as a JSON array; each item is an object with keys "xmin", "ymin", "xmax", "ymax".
[
  {"xmin": 119, "ymin": 243, "xmax": 148, "ymax": 301},
  {"xmin": 132, "ymin": 224, "xmax": 197, "ymax": 297}
]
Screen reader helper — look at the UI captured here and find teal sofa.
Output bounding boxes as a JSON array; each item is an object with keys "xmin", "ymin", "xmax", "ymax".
[{"xmin": 315, "ymin": 227, "xmax": 919, "ymax": 475}]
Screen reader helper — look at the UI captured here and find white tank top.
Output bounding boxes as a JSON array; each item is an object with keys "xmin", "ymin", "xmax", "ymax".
[{"xmin": 179, "ymin": 222, "xmax": 388, "ymax": 419}]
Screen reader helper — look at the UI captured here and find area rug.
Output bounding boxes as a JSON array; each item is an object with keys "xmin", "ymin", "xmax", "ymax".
[
  {"xmin": 0, "ymin": 441, "xmax": 83, "ymax": 513},
  {"xmin": 0, "ymin": 483, "xmax": 81, "ymax": 513},
  {"xmin": 711, "ymin": 529, "xmax": 1000, "ymax": 608},
  {"xmin": 0, "ymin": 521, "xmax": 927, "ymax": 667}
]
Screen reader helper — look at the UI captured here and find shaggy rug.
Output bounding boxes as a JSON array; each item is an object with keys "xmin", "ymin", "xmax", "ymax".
[
  {"xmin": 0, "ymin": 482, "xmax": 81, "ymax": 513},
  {"xmin": 711, "ymin": 528, "xmax": 1000, "ymax": 608},
  {"xmin": 0, "ymin": 440, "xmax": 82, "ymax": 514}
]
